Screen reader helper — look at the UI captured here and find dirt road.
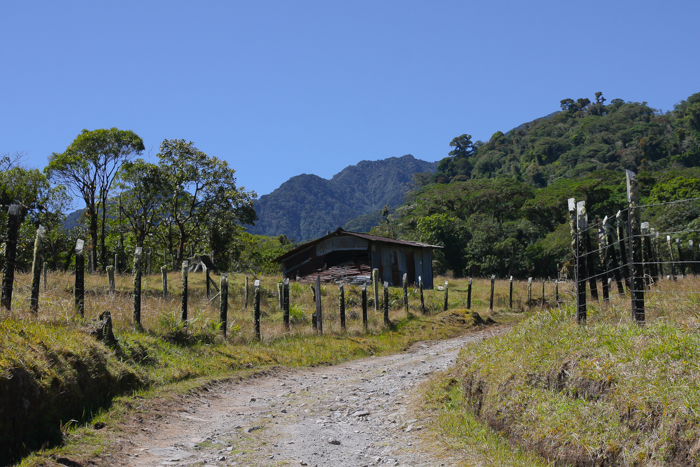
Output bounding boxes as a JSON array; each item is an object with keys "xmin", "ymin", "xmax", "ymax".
[{"xmin": 108, "ymin": 329, "xmax": 497, "ymax": 467}]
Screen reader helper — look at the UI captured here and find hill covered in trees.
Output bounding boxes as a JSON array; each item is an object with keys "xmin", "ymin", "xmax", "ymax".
[
  {"xmin": 248, "ymin": 154, "xmax": 437, "ymax": 241},
  {"xmin": 369, "ymin": 92, "xmax": 700, "ymax": 278}
]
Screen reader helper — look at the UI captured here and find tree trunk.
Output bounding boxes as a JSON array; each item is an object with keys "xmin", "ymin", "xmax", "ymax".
[
  {"xmin": 89, "ymin": 206, "xmax": 99, "ymax": 274},
  {"xmin": 100, "ymin": 194, "xmax": 108, "ymax": 271}
]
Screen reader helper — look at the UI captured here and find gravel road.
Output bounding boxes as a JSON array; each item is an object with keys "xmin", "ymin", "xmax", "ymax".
[{"xmin": 110, "ymin": 329, "xmax": 498, "ymax": 467}]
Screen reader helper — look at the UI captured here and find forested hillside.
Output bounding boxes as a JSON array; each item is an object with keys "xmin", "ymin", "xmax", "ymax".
[
  {"xmin": 249, "ymin": 154, "xmax": 437, "ymax": 241},
  {"xmin": 370, "ymin": 92, "xmax": 700, "ymax": 278}
]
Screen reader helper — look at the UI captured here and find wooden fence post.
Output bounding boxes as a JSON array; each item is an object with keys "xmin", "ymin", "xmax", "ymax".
[
  {"xmin": 582, "ymin": 204, "xmax": 598, "ymax": 301},
  {"xmin": 443, "ymin": 281, "xmax": 449, "ymax": 311},
  {"xmin": 627, "ymin": 170, "xmax": 645, "ymax": 323},
  {"xmin": 315, "ymin": 275, "xmax": 323, "ymax": 335},
  {"xmin": 114, "ymin": 253, "xmax": 119, "ymax": 274},
  {"xmin": 509, "ymin": 276, "xmax": 513, "ymax": 309},
  {"xmin": 161, "ymin": 265, "xmax": 168, "ymax": 299},
  {"xmin": 283, "ymin": 278, "xmax": 290, "ymax": 331},
  {"xmin": 107, "ymin": 265, "xmax": 115, "ymax": 293},
  {"xmin": 576, "ymin": 201, "xmax": 588, "ymax": 323},
  {"xmin": 467, "ymin": 277, "xmax": 472, "ymax": 310},
  {"xmin": 181, "ymin": 261, "xmax": 189, "ymax": 322},
  {"xmin": 339, "ymin": 283, "xmax": 346, "ymax": 330},
  {"xmin": 362, "ymin": 284, "xmax": 368, "ymax": 330},
  {"xmin": 244, "ymin": 276, "xmax": 249, "ymax": 309},
  {"xmin": 75, "ymin": 239, "xmax": 85, "ymax": 317},
  {"xmin": 220, "ymin": 273, "xmax": 228, "ymax": 336},
  {"xmin": 489, "ymin": 275, "xmax": 495, "ymax": 311},
  {"xmin": 527, "ymin": 277, "xmax": 532, "ymax": 308},
  {"xmin": 597, "ymin": 221, "xmax": 610, "ymax": 301},
  {"xmin": 1, "ymin": 205, "xmax": 21, "ymax": 311},
  {"xmin": 205, "ymin": 267, "xmax": 211, "ymax": 299},
  {"xmin": 30, "ymin": 225, "xmax": 46, "ymax": 314},
  {"xmin": 403, "ymin": 273, "xmax": 409, "ymax": 316},
  {"xmin": 254, "ymin": 279, "xmax": 261, "ymax": 340},
  {"xmin": 373, "ymin": 268, "xmax": 379, "ymax": 311},
  {"xmin": 419, "ymin": 276, "xmax": 425, "ymax": 314},
  {"xmin": 616, "ymin": 210, "xmax": 631, "ymax": 290},
  {"xmin": 383, "ymin": 281, "xmax": 390, "ymax": 325},
  {"xmin": 133, "ymin": 247, "xmax": 143, "ymax": 328}
]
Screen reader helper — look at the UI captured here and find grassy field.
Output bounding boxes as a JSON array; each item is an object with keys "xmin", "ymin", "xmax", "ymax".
[
  {"xmin": 0, "ymin": 270, "xmax": 535, "ymax": 466},
  {"xmin": 437, "ymin": 276, "xmax": 700, "ymax": 466}
]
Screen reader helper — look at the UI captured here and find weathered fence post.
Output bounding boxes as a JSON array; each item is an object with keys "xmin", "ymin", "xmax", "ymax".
[
  {"xmin": 1, "ymin": 205, "xmax": 21, "ymax": 311},
  {"xmin": 244, "ymin": 276, "xmax": 249, "ymax": 309},
  {"xmin": 383, "ymin": 281, "xmax": 390, "ymax": 325},
  {"xmin": 133, "ymin": 247, "xmax": 143, "ymax": 328},
  {"xmin": 489, "ymin": 275, "xmax": 495, "ymax": 311},
  {"xmin": 75, "ymin": 239, "xmax": 85, "ymax": 317},
  {"xmin": 161, "ymin": 265, "xmax": 168, "ymax": 299},
  {"xmin": 568, "ymin": 198, "xmax": 585, "ymax": 322},
  {"xmin": 254, "ymin": 279, "xmax": 261, "ymax": 340},
  {"xmin": 527, "ymin": 277, "xmax": 532, "ymax": 308},
  {"xmin": 467, "ymin": 277, "xmax": 472, "ymax": 309},
  {"xmin": 576, "ymin": 201, "xmax": 588, "ymax": 323},
  {"xmin": 362, "ymin": 284, "xmax": 368, "ymax": 330},
  {"xmin": 373, "ymin": 268, "xmax": 379, "ymax": 311},
  {"xmin": 315, "ymin": 275, "xmax": 323, "ymax": 335},
  {"xmin": 114, "ymin": 252, "xmax": 119, "ymax": 274},
  {"xmin": 627, "ymin": 170, "xmax": 645, "ymax": 324},
  {"xmin": 205, "ymin": 267, "xmax": 211, "ymax": 299},
  {"xmin": 419, "ymin": 276, "xmax": 425, "ymax": 314},
  {"xmin": 597, "ymin": 221, "xmax": 610, "ymax": 301},
  {"xmin": 443, "ymin": 280, "xmax": 449, "ymax": 311},
  {"xmin": 603, "ymin": 216, "xmax": 625, "ymax": 295},
  {"xmin": 220, "ymin": 273, "xmax": 228, "ymax": 336},
  {"xmin": 30, "ymin": 225, "xmax": 46, "ymax": 314},
  {"xmin": 181, "ymin": 261, "xmax": 189, "ymax": 322},
  {"xmin": 582, "ymin": 205, "xmax": 598, "ymax": 301},
  {"xmin": 339, "ymin": 283, "xmax": 346, "ymax": 331},
  {"xmin": 42, "ymin": 262, "xmax": 47, "ymax": 292},
  {"xmin": 283, "ymin": 278, "xmax": 290, "ymax": 331},
  {"xmin": 107, "ymin": 265, "xmax": 115, "ymax": 293},
  {"xmin": 403, "ymin": 273, "xmax": 409, "ymax": 316},
  {"xmin": 509, "ymin": 276, "xmax": 513, "ymax": 309}
]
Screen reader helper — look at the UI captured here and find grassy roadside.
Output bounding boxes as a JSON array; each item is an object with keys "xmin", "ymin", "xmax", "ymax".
[{"xmin": 432, "ymin": 277, "xmax": 700, "ymax": 466}]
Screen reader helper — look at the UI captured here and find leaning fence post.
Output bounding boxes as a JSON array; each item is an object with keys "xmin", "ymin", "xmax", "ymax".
[
  {"xmin": 527, "ymin": 277, "xmax": 532, "ymax": 308},
  {"xmin": 181, "ymin": 261, "xmax": 189, "ymax": 322},
  {"xmin": 339, "ymin": 283, "xmax": 346, "ymax": 330},
  {"xmin": 133, "ymin": 247, "xmax": 143, "ymax": 328},
  {"xmin": 419, "ymin": 276, "xmax": 425, "ymax": 314},
  {"xmin": 373, "ymin": 268, "xmax": 379, "ymax": 311},
  {"xmin": 509, "ymin": 276, "xmax": 513, "ymax": 309},
  {"xmin": 1, "ymin": 205, "xmax": 21, "ymax": 311},
  {"xmin": 75, "ymin": 239, "xmax": 85, "ymax": 317},
  {"xmin": 403, "ymin": 273, "xmax": 409, "ymax": 316},
  {"xmin": 283, "ymin": 278, "xmax": 290, "ymax": 331},
  {"xmin": 383, "ymin": 281, "xmax": 390, "ymax": 325},
  {"xmin": 489, "ymin": 275, "xmax": 495, "ymax": 311},
  {"xmin": 362, "ymin": 284, "xmax": 368, "ymax": 330},
  {"xmin": 467, "ymin": 277, "xmax": 472, "ymax": 309},
  {"xmin": 315, "ymin": 275, "xmax": 323, "ymax": 335},
  {"xmin": 443, "ymin": 281, "xmax": 449, "ymax": 311},
  {"xmin": 107, "ymin": 265, "xmax": 115, "ymax": 293},
  {"xmin": 220, "ymin": 273, "xmax": 228, "ymax": 336},
  {"xmin": 30, "ymin": 225, "xmax": 46, "ymax": 314},
  {"xmin": 254, "ymin": 279, "xmax": 261, "ymax": 340},
  {"xmin": 626, "ymin": 170, "xmax": 645, "ymax": 323}
]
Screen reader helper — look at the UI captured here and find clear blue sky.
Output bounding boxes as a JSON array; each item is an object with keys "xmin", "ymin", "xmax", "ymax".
[{"xmin": 2, "ymin": 0, "xmax": 699, "ymax": 202}]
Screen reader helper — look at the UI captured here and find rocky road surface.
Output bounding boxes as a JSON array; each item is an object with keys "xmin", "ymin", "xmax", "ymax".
[{"xmin": 110, "ymin": 329, "xmax": 499, "ymax": 467}]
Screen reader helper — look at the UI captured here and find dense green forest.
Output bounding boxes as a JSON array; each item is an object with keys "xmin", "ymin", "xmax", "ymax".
[{"xmin": 369, "ymin": 92, "xmax": 700, "ymax": 278}]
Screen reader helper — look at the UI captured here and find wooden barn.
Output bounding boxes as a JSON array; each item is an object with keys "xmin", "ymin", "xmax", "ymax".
[{"xmin": 273, "ymin": 228, "xmax": 441, "ymax": 288}]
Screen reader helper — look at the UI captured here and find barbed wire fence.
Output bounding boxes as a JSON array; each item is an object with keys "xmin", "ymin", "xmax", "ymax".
[{"xmin": 569, "ymin": 170, "xmax": 700, "ymax": 324}]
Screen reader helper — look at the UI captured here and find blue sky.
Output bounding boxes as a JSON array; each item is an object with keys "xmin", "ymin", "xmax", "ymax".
[{"xmin": 2, "ymin": 0, "xmax": 699, "ymax": 203}]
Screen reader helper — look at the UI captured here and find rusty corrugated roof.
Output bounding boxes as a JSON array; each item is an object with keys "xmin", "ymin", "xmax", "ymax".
[{"xmin": 273, "ymin": 227, "xmax": 442, "ymax": 263}]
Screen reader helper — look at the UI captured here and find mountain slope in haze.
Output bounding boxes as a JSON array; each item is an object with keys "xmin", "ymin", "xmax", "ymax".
[{"xmin": 248, "ymin": 154, "xmax": 438, "ymax": 241}]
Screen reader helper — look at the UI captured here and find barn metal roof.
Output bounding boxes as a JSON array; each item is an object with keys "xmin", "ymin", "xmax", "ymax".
[{"xmin": 273, "ymin": 228, "xmax": 442, "ymax": 263}]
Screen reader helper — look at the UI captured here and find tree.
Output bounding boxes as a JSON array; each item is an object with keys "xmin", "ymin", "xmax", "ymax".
[
  {"xmin": 156, "ymin": 139, "xmax": 256, "ymax": 266},
  {"xmin": 46, "ymin": 128, "xmax": 144, "ymax": 270}
]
